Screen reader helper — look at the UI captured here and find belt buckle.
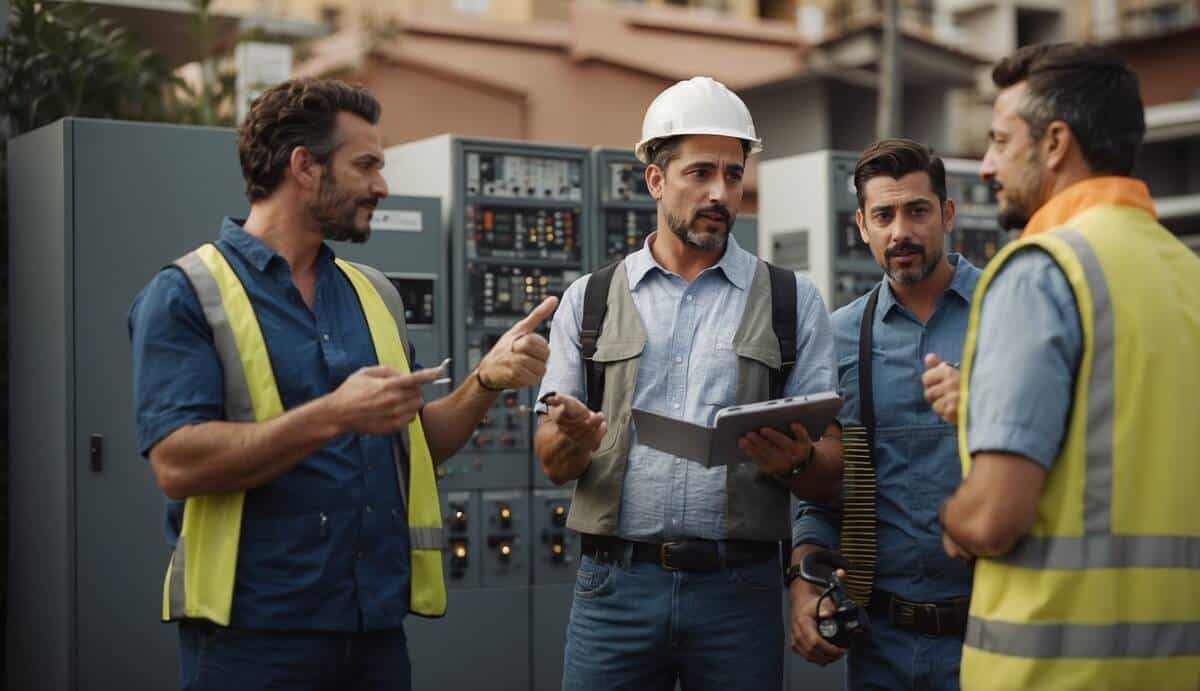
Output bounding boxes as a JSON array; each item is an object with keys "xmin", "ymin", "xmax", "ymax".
[
  {"xmin": 660, "ymin": 541, "xmax": 681, "ymax": 571},
  {"xmin": 918, "ymin": 603, "xmax": 942, "ymax": 637},
  {"xmin": 893, "ymin": 600, "xmax": 915, "ymax": 628}
]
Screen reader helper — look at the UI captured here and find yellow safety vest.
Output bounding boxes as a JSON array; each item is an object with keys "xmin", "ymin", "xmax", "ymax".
[
  {"xmin": 958, "ymin": 203, "xmax": 1200, "ymax": 689},
  {"xmin": 161, "ymin": 243, "xmax": 447, "ymax": 625}
]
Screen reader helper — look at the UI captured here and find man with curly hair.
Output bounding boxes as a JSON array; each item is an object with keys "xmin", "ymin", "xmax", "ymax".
[{"xmin": 129, "ymin": 78, "xmax": 556, "ymax": 690}]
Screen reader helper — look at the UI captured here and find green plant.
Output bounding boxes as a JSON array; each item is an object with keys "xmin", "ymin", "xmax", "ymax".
[{"xmin": 0, "ymin": 0, "xmax": 183, "ymax": 135}]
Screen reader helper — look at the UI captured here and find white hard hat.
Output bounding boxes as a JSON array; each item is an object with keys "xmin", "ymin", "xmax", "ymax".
[{"xmin": 635, "ymin": 76, "xmax": 763, "ymax": 164}]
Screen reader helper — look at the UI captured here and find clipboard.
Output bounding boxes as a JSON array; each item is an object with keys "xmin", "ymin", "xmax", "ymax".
[{"xmin": 631, "ymin": 391, "xmax": 842, "ymax": 468}]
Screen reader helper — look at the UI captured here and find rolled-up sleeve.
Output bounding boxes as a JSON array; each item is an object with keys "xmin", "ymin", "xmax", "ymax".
[
  {"xmin": 534, "ymin": 275, "xmax": 588, "ymax": 414},
  {"xmin": 793, "ymin": 498, "xmax": 841, "ymax": 550},
  {"xmin": 966, "ymin": 249, "xmax": 1082, "ymax": 471},
  {"xmin": 129, "ymin": 268, "xmax": 224, "ymax": 457}
]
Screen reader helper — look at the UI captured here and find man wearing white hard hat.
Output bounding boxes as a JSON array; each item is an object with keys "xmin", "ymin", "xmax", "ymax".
[{"xmin": 534, "ymin": 76, "xmax": 841, "ymax": 689}]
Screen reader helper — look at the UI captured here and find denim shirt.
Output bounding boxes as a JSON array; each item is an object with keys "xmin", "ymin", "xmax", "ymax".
[
  {"xmin": 130, "ymin": 218, "xmax": 412, "ymax": 631},
  {"xmin": 537, "ymin": 233, "xmax": 836, "ymax": 541},
  {"xmin": 793, "ymin": 255, "xmax": 979, "ymax": 602}
]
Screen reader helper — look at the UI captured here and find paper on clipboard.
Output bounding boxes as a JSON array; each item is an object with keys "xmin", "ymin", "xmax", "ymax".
[{"xmin": 632, "ymin": 391, "xmax": 842, "ymax": 468}]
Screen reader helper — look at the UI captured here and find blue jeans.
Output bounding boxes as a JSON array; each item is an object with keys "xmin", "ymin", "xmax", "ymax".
[
  {"xmin": 846, "ymin": 610, "xmax": 962, "ymax": 691},
  {"xmin": 562, "ymin": 552, "xmax": 784, "ymax": 691},
  {"xmin": 178, "ymin": 621, "xmax": 411, "ymax": 691}
]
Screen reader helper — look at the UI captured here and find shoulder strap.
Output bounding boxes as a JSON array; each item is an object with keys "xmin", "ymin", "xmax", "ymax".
[
  {"xmin": 837, "ymin": 282, "xmax": 883, "ymax": 607},
  {"xmin": 581, "ymin": 261, "xmax": 620, "ymax": 412},
  {"xmin": 766, "ymin": 262, "xmax": 798, "ymax": 399},
  {"xmin": 858, "ymin": 284, "xmax": 882, "ymax": 440}
]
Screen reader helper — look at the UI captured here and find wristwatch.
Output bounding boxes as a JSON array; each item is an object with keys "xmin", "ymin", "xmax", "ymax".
[
  {"xmin": 784, "ymin": 563, "xmax": 806, "ymax": 587},
  {"xmin": 778, "ymin": 445, "xmax": 816, "ymax": 480}
]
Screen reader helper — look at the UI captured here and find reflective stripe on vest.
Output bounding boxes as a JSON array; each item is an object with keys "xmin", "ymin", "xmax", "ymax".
[
  {"xmin": 335, "ymin": 258, "xmax": 446, "ymax": 617},
  {"xmin": 162, "ymin": 245, "xmax": 446, "ymax": 624},
  {"xmin": 957, "ymin": 209, "xmax": 1200, "ymax": 690}
]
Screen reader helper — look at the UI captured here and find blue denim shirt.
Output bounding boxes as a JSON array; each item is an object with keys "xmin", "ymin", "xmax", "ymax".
[
  {"xmin": 537, "ymin": 233, "xmax": 836, "ymax": 541},
  {"xmin": 129, "ymin": 219, "xmax": 412, "ymax": 631},
  {"xmin": 793, "ymin": 255, "xmax": 979, "ymax": 602}
]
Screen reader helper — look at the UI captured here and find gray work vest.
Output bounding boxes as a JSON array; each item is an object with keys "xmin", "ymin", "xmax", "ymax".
[{"xmin": 566, "ymin": 259, "xmax": 792, "ymax": 542}]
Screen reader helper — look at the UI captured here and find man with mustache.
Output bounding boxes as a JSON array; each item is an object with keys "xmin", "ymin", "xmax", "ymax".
[
  {"xmin": 129, "ymin": 78, "xmax": 555, "ymax": 690},
  {"xmin": 924, "ymin": 43, "xmax": 1200, "ymax": 690},
  {"xmin": 791, "ymin": 139, "xmax": 981, "ymax": 690},
  {"xmin": 534, "ymin": 76, "xmax": 841, "ymax": 689}
]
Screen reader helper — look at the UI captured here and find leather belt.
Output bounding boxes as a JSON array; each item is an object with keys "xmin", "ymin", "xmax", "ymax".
[
  {"xmin": 869, "ymin": 589, "xmax": 970, "ymax": 638},
  {"xmin": 580, "ymin": 534, "xmax": 779, "ymax": 572}
]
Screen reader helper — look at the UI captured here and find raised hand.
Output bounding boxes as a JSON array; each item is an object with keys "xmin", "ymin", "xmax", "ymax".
[{"xmin": 476, "ymin": 296, "xmax": 558, "ymax": 391}]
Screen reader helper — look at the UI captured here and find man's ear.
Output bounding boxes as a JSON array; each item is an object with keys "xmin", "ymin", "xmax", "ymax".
[
  {"xmin": 289, "ymin": 146, "xmax": 322, "ymax": 191},
  {"xmin": 856, "ymin": 207, "xmax": 869, "ymax": 245},
  {"xmin": 942, "ymin": 197, "xmax": 956, "ymax": 235},
  {"xmin": 1041, "ymin": 120, "xmax": 1074, "ymax": 173},
  {"xmin": 646, "ymin": 163, "xmax": 666, "ymax": 201}
]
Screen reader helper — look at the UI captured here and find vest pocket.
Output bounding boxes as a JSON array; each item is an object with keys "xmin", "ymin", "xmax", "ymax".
[{"xmin": 593, "ymin": 411, "xmax": 630, "ymax": 458}]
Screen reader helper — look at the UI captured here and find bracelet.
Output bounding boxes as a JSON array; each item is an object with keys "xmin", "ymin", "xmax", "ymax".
[
  {"xmin": 475, "ymin": 369, "xmax": 505, "ymax": 392},
  {"xmin": 780, "ymin": 444, "xmax": 816, "ymax": 480}
]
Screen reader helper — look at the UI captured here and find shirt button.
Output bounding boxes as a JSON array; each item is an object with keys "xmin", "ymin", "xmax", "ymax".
[
  {"xmin": 686, "ymin": 295, "xmax": 694, "ymax": 302},
  {"xmin": 674, "ymin": 458, "xmax": 681, "ymax": 465},
  {"xmin": 322, "ymin": 333, "xmax": 330, "ymax": 341},
  {"xmin": 365, "ymin": 505, "xmax": 373, "ymax": 513},
  {"xmin": 674, "ymin": 356, "xmax": 682, "ymax": 364},
  {"xmin": 673, "ymin": 403, "xmax": 680, "ymax": 410}
]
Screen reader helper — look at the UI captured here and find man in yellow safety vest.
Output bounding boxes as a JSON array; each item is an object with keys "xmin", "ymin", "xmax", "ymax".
[
  {"xmin": 129, "ymin": 78, "xmax": 555, "ymax": 690},
  {"xmin": 923, "ymin": 43, "xmax": 1200, "ymax": 690}
]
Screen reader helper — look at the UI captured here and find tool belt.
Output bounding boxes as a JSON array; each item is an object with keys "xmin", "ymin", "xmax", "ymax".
[
  {"xmin": 581, "ymin": 534, "xmax": 779, "ymax": 572},
  {"xmin": 869, "ymin": 589, "xmax": 970, "ymax": 638}
]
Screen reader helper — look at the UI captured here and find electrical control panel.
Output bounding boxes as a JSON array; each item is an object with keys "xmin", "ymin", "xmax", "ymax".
[
  {"xmin": 465, "ymin": 204, "xmax": 581, "ymax": 262},
  {"xmin": 531, "ymin": 489, "xmax": 577, "ymax": 585},
  {"xmin": 465, "ymin": 151, "xmax": 584, "ymax": 201},
  {"xmin": 482, "ymin": 490, "xmax": 530, "ymax": 588},
  {"xmin": 385, "ymin": 137, "xmax": 592, "ymax": 494}
]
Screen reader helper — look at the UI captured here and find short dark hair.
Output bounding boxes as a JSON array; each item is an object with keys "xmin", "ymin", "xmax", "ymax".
[
  {"xmin": 853, "ymin": 138, "xmax": 947, "ymax": 210},
  {"xmin": 992, "ymin": 43, "xmax": 1144, "ymax": 176},
  {"xmin": 647, "ymin": 135, "xmax": 753, "ymax": 173},
  {"xmin": 237, "ymin": 78, "xmax": 381, "ymax": 202}
]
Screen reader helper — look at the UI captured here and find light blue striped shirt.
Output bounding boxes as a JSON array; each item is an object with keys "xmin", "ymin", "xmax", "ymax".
[{"xmin": 537, "ymin": 233, "xmax": 836, "ymax": 540}]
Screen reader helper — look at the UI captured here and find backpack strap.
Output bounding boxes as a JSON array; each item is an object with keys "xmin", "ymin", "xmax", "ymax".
[
  {"xmin": 766, "ymin": 262, "xmax": 798, "ymax": 399},
  {"xmin": 581, "ymin": 261, "xmax": 621, "ymax": 412}
]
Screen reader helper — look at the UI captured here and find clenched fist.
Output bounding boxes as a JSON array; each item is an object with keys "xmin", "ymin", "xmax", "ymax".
[{"xmin": 922, "ymin": 353, "xmax": 961, "ymax": 425}]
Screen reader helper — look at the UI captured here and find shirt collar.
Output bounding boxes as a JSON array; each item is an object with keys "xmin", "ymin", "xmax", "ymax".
[
  {"xmin": 877, "ymin": 252, "xmax": 979, "ymax": 317},
  {"xmin": 626, "ymin": 231, "xmax": 752, "ymax": 291},
  {"xmin": 219, "ymin": 217, "xmax": 336, "ymax": 273},
  {"xmin": 1022, "ymin": 176, "xmax": 1156, "ymax": 238}
]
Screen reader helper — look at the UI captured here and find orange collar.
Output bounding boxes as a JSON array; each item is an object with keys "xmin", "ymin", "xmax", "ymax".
[{"xmin": 1022, "ymin": 177, "xmax": 1157, "ymax": 238}]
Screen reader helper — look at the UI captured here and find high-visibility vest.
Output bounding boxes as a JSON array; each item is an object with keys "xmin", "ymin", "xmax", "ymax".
[
  {"xmin": 161, "ymin": 243, "xmax": 446, "ymax": 625},
  {"xmin": 958, "ymin": 204, "xmax": 1200, "ymax": 689}
]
